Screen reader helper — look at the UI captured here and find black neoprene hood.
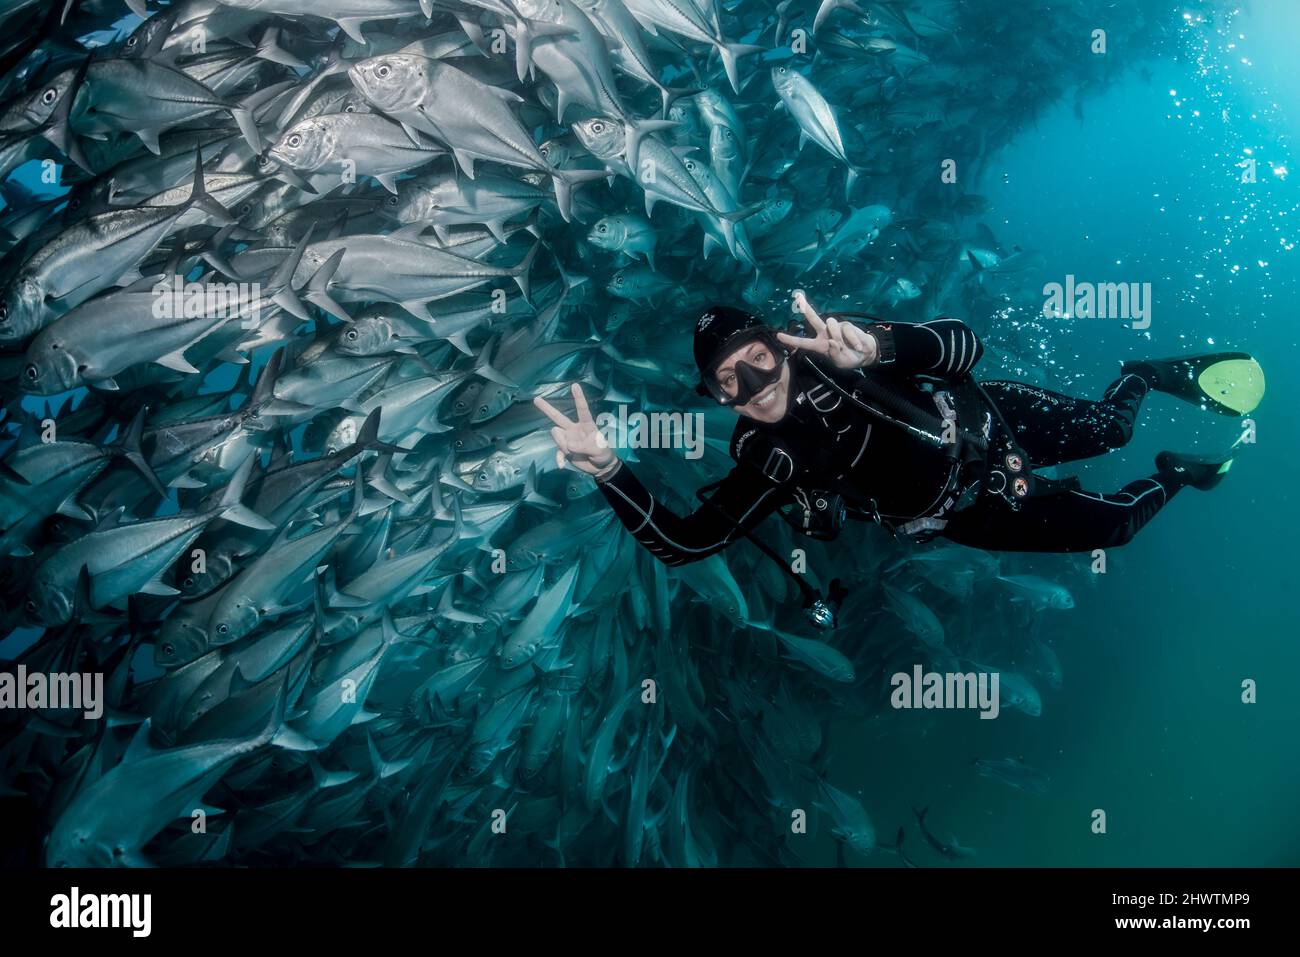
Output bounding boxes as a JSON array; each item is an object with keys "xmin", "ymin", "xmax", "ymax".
[{"xmin": 692, "ymin": 304, "xmax": 765, "ymax": 375}]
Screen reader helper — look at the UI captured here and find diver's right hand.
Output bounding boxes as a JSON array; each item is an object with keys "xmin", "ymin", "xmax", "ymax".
[{"xmin": 534, "ymin": 383, "xmax": 619, "ymax": 479}]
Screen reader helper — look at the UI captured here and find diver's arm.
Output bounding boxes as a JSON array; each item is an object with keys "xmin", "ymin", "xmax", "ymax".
[
  {"xmin": 596, "ymin": 459, "xmax": 786, "ymax": 567},
  {"xmin": 861, "ymin": 317, "xmax": 983, "ymax": 377},
  {"xmin": 781, "ymin": 291, "xmax": 983, "ymax": 379}
]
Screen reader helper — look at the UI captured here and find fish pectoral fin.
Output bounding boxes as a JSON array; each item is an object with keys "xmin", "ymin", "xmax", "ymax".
[
  {"xmin": 52, "ymin": 271, "xmax": 109, "ymax": 306},
  {"xmin": 155, "ymin": 349, "xmax": 200, "ymax": 374},
  {"xmin": 334, "ymin": 16, "xmax": 369, "ymax": 44},
  {"xmin": 137, "ymin": 128, "xmax": 163, "ymax": 155},
  {"xmin": 398, "ymin": 299, "xmax": 435, "ymax": 322},
  {"xmin": 398, "ymin": 121, "xmax": 424, "ymax": 148},
  {"xmin": 55, "ymin": 500, "xmax": 92, "ymax": 520},
  {"xmin": 138, "ymin": 581, "xmax": 181, "ymax": 596},
  {"xmin": 272, "ymin": 726, "xmax": 319, "ymax": 751},
  {"xmin": 329, "ymin": 590, "xmax": 370, "ymax": 609},
  {"xmin": 375, "ymin": 172, "xmax": 399, "ymax": 194}
]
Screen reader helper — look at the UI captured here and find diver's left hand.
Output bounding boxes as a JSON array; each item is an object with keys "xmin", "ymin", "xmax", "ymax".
[{"xmin": 778, "ymin": 290, "xmax": 878, "ymax": 369}]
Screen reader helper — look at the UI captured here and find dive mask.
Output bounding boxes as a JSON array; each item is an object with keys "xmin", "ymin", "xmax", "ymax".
[{"xmin": 697, "ymin": 328, "xmax": 788, "ymax": 406}]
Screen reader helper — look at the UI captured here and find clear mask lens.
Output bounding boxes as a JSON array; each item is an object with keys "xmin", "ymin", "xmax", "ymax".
[{"xmin": 705, "ymin": 332, "xmax": 786, "ymax": 405}]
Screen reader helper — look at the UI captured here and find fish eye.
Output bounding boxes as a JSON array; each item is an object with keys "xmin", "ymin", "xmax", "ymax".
[
  {"xmin": 597, "ymin": 224, "xmax": 606, "ymax": 233},
  {"xmin": 345, "ymin": 104, "xmax": 357, "ymax": 112},
  {"xmin": 476, "ymin": 471, "xmax": 488, "ymax": 483},
  {"xmin": 387, "ymin": 195, "xmax": 398, "ymax": 205},
  {"xmin": 377, "ymin": 64, "xmax": 391, "ymax": 78},
  {"xmin": 614, "ymin": 276, "xmax": 623, "ymax": 284},
  {"xmin": 126, "ymin": 36, "xmax": 137, "ymax": 47},
  {"xmin": 217, "ymin": 624, "xmax": 228, "ymax": 634},
  {"xmin": 23, "ymin": 365, "xmax": 37, "ymax": 380},
  {"xmin": 41, "ymin": 88, "xmax": 57, "ymax": 104},
  {"xmin": 287, "ymin": 134, "xmax": 301, "ymax": 148},
  {"xmin": 0, "ymin": 304, "xmax": 8, "ymax": 321},
  {"xmin": 592, "ymin": 121, "xmax": 604, "ymax": 133},
  {"xmin": 183, "ymin": 578, "xmax": 194, "ymax": 587},
  {"xmin": 161, "ymin": 642, "xmax": 174, "ymax": 656},
  {"xmin": 345, "ymin": 329, "xmax": 358, "ymax": 340},
  {"xmin": 25, "ymin": 600, "xmax": 35, "ymax": 611}
]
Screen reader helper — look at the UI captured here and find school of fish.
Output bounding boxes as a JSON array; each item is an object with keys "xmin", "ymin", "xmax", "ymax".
[{"xmin": 0, "ymin": 0, "xmax": 1226, "ymax": 866}]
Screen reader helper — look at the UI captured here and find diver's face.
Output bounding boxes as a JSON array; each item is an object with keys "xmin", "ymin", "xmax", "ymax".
[{"xmin": 717, "ymin": 340, "xmax": 791, "ymax": 423}]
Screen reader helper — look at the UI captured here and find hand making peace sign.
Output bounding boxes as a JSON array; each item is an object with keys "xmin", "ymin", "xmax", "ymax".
[
  {"xmin": 534, "ymin": 383, "xmax": 619, "ymax": 478},
  {"xmin": 776, "ymin": 289, "xmax": 878, "ymax": 369}
]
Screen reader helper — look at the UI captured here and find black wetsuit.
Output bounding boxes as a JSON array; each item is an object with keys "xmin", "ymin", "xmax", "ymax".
[{"xmin": 597, "ymin": 317, "xmax": 1189, "ymax": 563}]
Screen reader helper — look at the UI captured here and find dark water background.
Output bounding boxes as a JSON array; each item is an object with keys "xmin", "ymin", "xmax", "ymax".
[{"xmin": 829, "ymin": 0, "xmax": 1299, "ymax": 867}]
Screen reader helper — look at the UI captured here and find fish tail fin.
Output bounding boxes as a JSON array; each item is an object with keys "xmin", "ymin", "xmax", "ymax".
[
  {"xmin": 522, "ymin": 463, "xmax": 558, "ymax": 510},
  {"xmin": 255, "ymin": 25, "xmax": 307, "ymax": 69},
  {"xmin": 247, "ymin": 348, "xmax": 284, "ymax": 411},
  {"xmin": 718, "ymin": 43, "xmax": 764, "ymax": 94},
  {"xmin": 720, "ymin": 201, "xmax": 765, "ymax": 223},
  {"xmin": 304, "ymin": 247, "xmax": 352, "ymax": 321},
  {"xmin": 356, "ymin": 408, "xmax": 405, "ymax": 454},
  {"xmin": 184, "ymin": 148, "xmax": 234, "ymax": 225},
  {"xmin": 264, "ymin": 222, "xmax": 315, "ymax": 321},
  {"xmin": 814, "ymin": 0, "xmax": 866, "ymax": 34},
  {"xmin": 216, "ymin": 455, "xmax": 273, "ymax": 530},
  {"xmin": 473, "ymin": 348, "xmax": 517, "ymax": 388},
  {"xmin": 624, "ymin": 118, "xmax": 676, "ymax": 171},
  {"xmin": 230, "ymin": 81, "xmax": 296, "ymax": 155},
  {"xmin": 40, "ymin": 55, "xmax": 91, "ymax": 173},
  {"xmin": 108, "ymin": 406, "xmax": 167, "ymax": 500},
  {"xmin": 511, "ymin": 241, "xmax": 541, "ymax": 302},
  {"xmin": 551, "ymin": 168, "xmax": 605, "ymax": 223},
  {"xmin": 660, "ymin": 84, "xmax": 699, "ymax": 118}
]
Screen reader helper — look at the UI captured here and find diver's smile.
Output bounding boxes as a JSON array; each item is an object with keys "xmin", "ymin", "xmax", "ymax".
[{"xmin": 751, "ymin": 384, "xmax": 779, "ymax": 408}]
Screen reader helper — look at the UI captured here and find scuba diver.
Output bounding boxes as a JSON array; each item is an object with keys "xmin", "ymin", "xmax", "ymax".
[{"xmin": 534, "ymin": 291, "xmax": 1263, "ymax": 619}]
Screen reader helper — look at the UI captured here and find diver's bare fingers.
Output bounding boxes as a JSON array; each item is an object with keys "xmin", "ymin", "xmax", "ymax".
[
  {"xmin": 535, "ymin": 395, "xmax": 575, "ymax": 429},
  {"xmin": 555, "ymin": 449, "xmax": 568, "ymax": 471},
  {"xmin": 551, "ymin": 426, "xmax": 572, "ymax": 456},
  {"xmin": 571, "ymin": 383, "xmax": 596, "ymax": 427},
  {"xmin": 777, "ymin": 331, "xmax": 826, "ymax": 354},
  {"xmin": 801, "ymin": 304, "xmax": 827, "ymax": 338},
  {"xmin": 792, "ymin": 288, "xmax": 818, "ymax": 318},
  {"xmin": 841, "ymin": 321, "xmax": 869, "ymax": 352}
]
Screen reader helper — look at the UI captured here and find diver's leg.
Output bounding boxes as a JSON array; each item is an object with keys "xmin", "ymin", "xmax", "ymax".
[
  {"xmin": 980, "ymin": 375, "xmax": 1150, "ymax": 467},
  {"xmin": 941, "ymin": 470, "xmax": 1184, "ymax": 552}
]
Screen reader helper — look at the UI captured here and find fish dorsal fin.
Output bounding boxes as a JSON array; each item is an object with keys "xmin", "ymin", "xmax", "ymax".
[{"xmin": 123, "ymin": 718, "xmax": 156, "ymax": 762}]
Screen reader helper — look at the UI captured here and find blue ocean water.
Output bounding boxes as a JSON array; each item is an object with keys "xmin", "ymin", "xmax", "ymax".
[
  {"xmin": 829, "ymin": 1, "xmax": 1300, "ymax": 867},
  {"xmin": 1, "ymin": 1, "xmax": 1295, "ymax": 869}
]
